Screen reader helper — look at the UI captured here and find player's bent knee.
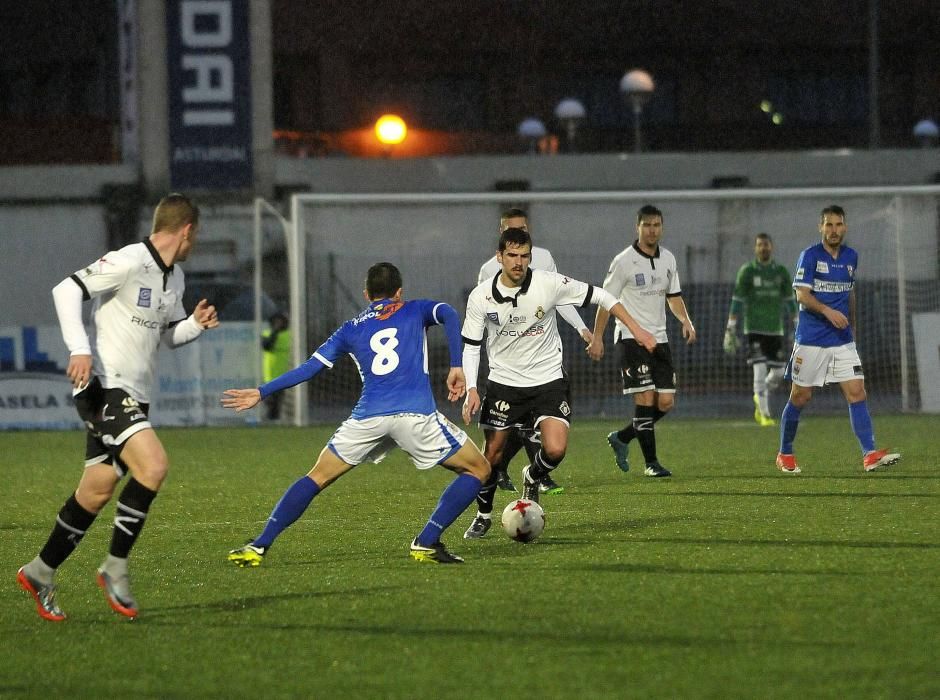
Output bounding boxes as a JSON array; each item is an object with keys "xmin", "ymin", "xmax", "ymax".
[{"xmin": 75, "ymin": 485, "xmax": 114, "ymax": 513}]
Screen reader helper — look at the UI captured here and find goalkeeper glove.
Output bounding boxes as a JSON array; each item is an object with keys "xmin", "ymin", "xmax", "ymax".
[{"xmin": 723, "ymin": 329, "xmax": 738, "ymax": 354}]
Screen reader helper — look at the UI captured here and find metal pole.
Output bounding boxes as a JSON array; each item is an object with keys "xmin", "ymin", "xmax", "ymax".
[
  {"xmin": 252, "ymin": 198, "xmax": 263, "ymax": 391},
  {"xmin": 632, "ymin": 101, "xmax": 643, "ymax": 153},
  {"xmin": 894, "ymin": 197, "xmax": 909, "ymax": 411}
]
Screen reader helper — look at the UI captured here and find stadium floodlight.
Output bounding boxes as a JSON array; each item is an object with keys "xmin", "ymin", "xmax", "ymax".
[
  {"xmin": 554, "ymin": 98, "xmax": 586, "ymax": 152},
  {"xmin": 375, "ymin": 114, "xmax": 407, "ymax": 157},
  {"xmin": 913, "ymin": 119, "xmax": 939, "ymax": 148},
  {"xmin": 517, "ymin": 117, "xmax": 547, "ymax": 153},
  {"xmin": 619, "ymin": 69, "xmax": 655, "ymax": 153}
]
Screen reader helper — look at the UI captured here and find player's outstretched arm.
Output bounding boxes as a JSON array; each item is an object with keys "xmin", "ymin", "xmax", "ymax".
[
  {"xmin": 609, "ymin": 303, "xmax": 657, "ymax": 351},
  {"xmin": 222, "ymin": 388, "xmax": 261, "ymax": 412}
]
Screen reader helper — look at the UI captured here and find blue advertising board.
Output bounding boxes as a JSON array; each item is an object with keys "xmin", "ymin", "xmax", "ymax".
[{"xmin": 166, "ymin": 0, "xmax": 253, "ymax": 191}]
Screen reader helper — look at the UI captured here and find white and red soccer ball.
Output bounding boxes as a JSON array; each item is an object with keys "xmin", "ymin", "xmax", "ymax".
[{"xmin": 501, "ymin": 498, "xmax": 545, "ymax": 542}]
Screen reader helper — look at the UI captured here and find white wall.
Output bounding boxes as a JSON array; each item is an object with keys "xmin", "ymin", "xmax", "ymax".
[{"xmin": 1, "ymin": 149, "xmax": 937, "ymax": 326}]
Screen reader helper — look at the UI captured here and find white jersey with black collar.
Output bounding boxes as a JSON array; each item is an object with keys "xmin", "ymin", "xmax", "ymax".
[
  {"xmin": 462, "ymin": 268, "xmax": 593, "ymax": 387},
  {"xmin": 602, "ymin": 241, "xmax": 682, "ymax": 343},
  {"xmin": 477, "ymin": 246, "xmax": 588, "ymax": 334},
  {"xmin": 66, "ymin": 240, "xmax": 190, "ymax": 402}
]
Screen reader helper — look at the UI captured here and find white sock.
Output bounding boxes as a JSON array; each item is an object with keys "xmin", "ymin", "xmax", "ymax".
[
  {"xmin": 25, "ymin": 557, "xmax": 55, "ymax": 585},
  {"xmin": 753, "ymin": 363, "xmax": 770, "ymax": 415},
  {"xmin": 100, "ymin": 554, "xmax": 129, "ymax": 577}
]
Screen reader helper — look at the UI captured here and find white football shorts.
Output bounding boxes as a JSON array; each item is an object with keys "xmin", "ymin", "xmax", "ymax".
[
  {"xmin": 787, "ymin": 342, "xmax": 864, "ymax": 387},
  {"xmin": 328, "ymin": 411, "xmax": 467, "ymax": 469}
]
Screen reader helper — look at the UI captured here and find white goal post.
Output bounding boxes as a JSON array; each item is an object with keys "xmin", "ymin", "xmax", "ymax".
[{"xmin": 254, "ymin": 186, "xmax": 940, "ymax": 426}]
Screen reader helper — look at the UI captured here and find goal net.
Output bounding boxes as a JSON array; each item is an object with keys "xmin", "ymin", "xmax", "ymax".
[{"xmin": 277, "ymin": 187, "xmax": 940, "ymax": 425}]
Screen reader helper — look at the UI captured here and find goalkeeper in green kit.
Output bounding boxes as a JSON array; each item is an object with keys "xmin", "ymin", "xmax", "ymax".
[{"xmin": 724, "ymin": 233, "xmax": 797, "ymax": 426}]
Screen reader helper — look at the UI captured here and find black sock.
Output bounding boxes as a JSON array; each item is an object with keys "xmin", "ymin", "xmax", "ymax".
[
  {"xmin": 618, "ymin": 408, "xmax": 667, "ymax": 443},
  {"xmin": 109, "ymin": 478, "xmax": 158, "ymax": 558},
  {"xmin": 528, "ymin": 449, "xmax": 561, "ymax": 482},
  {"xmin": 633, "ymin": 405, "xmax": 658, "ymax": 464},
  {"xmin": 475, "ymin": 471, "xmax": 497, "ymax": 514},
  {"xmin": 38, "ymin": 493, "xmax": 98, "ymax": 569}
]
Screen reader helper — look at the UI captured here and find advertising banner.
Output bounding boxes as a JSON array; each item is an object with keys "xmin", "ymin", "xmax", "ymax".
[
  {"xmin": 166, "ymin": 0, "xmax": 253, "ymax": 191},
  {"xmin": 0, "ymin": 324, "xmax": 259, "ymax": 430}
]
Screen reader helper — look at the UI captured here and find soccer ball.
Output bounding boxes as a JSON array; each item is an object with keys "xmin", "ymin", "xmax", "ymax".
[{"xmin": 501, "ymin": 499, "xmax": 545, "ymax": 543}]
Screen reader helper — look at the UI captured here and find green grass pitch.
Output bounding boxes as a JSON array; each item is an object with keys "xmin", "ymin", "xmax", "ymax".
[{"xmin": 2, "ymin": 415, "xmax": 937, "ymax": 698}]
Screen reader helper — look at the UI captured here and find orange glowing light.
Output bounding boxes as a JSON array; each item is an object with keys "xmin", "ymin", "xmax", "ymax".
[{"xmin": 375, "ymin": 114, "xmax": 407, "ymax": 145}]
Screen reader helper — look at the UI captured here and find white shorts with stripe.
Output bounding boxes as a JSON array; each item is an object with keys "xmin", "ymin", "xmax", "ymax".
[
  {"xmin": 787, "ymin": 342, "xmax": 864, "ymax": 387},
  {"xmin": 328, "ymin": 411, "xmax": 467, "ymax": 469}
]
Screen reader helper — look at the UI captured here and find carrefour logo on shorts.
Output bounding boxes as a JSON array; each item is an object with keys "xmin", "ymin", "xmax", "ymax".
[
  {"xmin": 137, "ymin": 288, "xmax": 152, "ymax": 308},
  {"xmin": 494, "ymin": 400, "xmax": 510, "ymax": 412}
]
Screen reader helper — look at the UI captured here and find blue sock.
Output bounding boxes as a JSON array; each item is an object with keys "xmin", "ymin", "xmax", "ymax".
[
  {"xmin": 253, "ymin": 476, "xmax": 321, "ymax": 548},
  {"xmin": 848, "ymin": 400, "xmax": 876, "ymax": 454},
  {"xmin": 779, "ymin": 401, "xmax": 802, "ymax": 454},
  {"xmin": 416, "ymin": 473, "xmax": 482, "ymax": 546}
]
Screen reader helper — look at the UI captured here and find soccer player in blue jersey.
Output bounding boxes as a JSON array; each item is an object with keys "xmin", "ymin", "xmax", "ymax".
[
  {"xmin": 776, "ymin": 205, "xmax": 900, "ymax": 474},
  {"xmin": 223, "ymin": 262, "xmax": 490, "ymax": 564}
]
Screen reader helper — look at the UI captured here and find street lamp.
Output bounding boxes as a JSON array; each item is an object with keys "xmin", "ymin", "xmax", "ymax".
[
  {"xmin": 619, "ymin": 69, "xmax": 655, "ymax": 153},
  {"xmin": 554, "ymin": 98, "xmax": 586, "ymax": 152},
  {"xmin": 913, "ymin": 119, "xmax": 939, "ymax": 148},
  {"xmin": 375, "ymin": 114, "xmax": 407, "ymax": 156},
  {"xmin": 517, "ymin": 117, "xmax": 547, "ymax": 153}
]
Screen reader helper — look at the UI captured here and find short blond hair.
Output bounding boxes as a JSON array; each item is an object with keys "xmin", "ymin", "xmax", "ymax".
[{"xmin": 152, "ymin": 193, "xmax": 199, "ymax": 234}]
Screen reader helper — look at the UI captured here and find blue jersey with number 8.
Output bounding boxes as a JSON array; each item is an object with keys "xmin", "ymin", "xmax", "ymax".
[{"xmin": 260, "ymin": 298, "xmax": 462, "ymax": 419}]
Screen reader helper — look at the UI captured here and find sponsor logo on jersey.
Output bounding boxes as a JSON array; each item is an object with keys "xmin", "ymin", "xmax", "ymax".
[
  {"xmin": 816, "ymin": 261, "xmax": 829, "ymax": 274},
  {"xmin": 138, "ymin": 288, "xmax": 152, "ymax": 308},
  {"xmin": 508, "ymin": 313, "xmax": 527, "ymax": 323},
  {"xmin": 374, "ymin": 302, "xmax": 403, "ymax": 320},
  {"xmin": 131, "ymin": 315, "xmax": 159, "ymax": 329},
  {"xmin": 352, "ymin": 302, "xmax": 403, "ymax": 325},
  {"xmin": 486, "ymin": 312, "xmax": 499, "ymax": 323},
  {"xmin": 496, "ymin": 325, "xmax": 545, "ymax": 337},
  {"xmin": 754, "ymin": 276, "xmax": 763, "ymax": 287},
  {"xmin": 634, "ymin": 273, "xmax": 645, "ymax": 286},
  {"xmin": 813, "ymin": 281, "xmax": 853, "ymax": 293}
]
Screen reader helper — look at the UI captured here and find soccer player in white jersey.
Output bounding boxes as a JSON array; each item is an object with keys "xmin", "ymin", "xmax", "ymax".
[
  {"xmin": 588, "ymin": 204, "xmax": 697, "ymax": 478},
  {"xmin": 472, "ymin": 208, "xmax": 592, "ymax": 502},
  {"xmin": 461, "ymin": 227, "xmax": 654, "ymax": 536},
  {"xmin": 776, "ymin": 205, "xmax": 900, "ymax": 474},
  {"xmin": 224, "ymin": 262, "xmax": 489, "ymax": 566},
  {"xmin": 17, "ymin": 194, "xmax": 219, "ymax": 621}
]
